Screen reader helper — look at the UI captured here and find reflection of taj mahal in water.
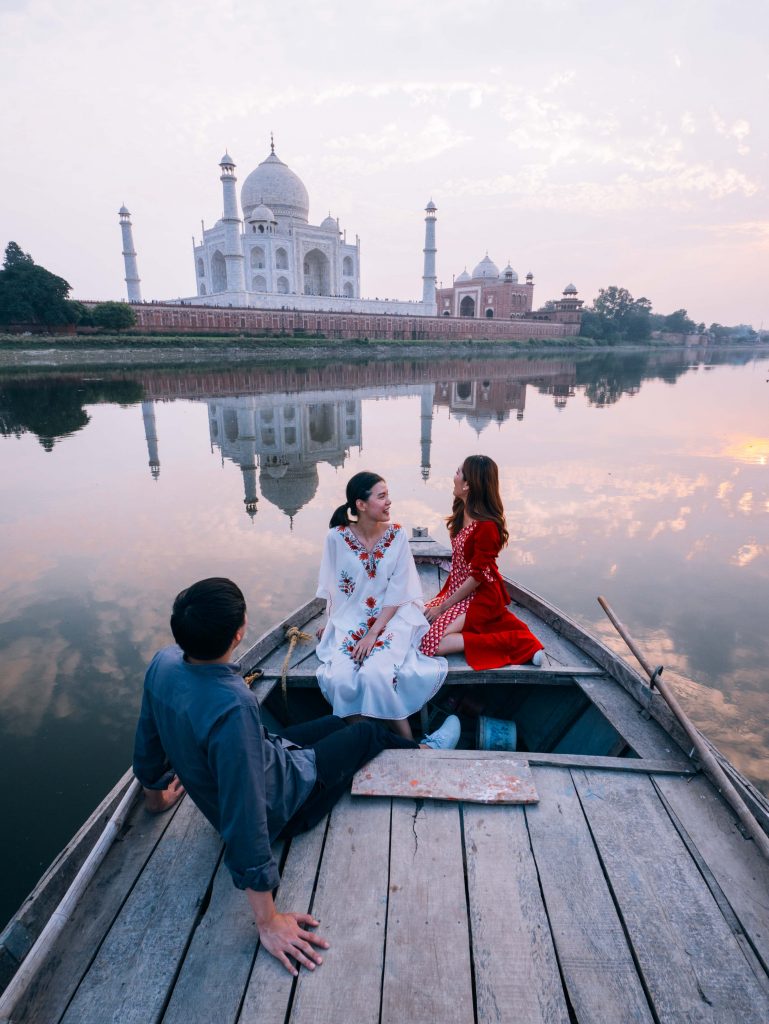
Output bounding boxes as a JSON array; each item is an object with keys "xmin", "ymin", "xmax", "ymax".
[{"xmin": 139, "ymin": 365, "xmax": 576, "ymax": 522}]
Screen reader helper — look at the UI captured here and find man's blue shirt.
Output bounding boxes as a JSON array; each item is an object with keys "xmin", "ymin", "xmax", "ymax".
[{"xmin": 133, "ymin": 646, "xmax": 316, "ymax": 892}]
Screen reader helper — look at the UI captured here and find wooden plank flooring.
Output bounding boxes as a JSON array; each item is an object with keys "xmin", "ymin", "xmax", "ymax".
[{"xmin": 17, "ymin": 762, "xmax": 769, "ymax": 1024}]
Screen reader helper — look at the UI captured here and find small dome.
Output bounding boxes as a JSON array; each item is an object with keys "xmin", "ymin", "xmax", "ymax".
[
  {"xmin": 320, "ymin": 214, "xmax": 339, "ymax": 233},
  {"xmin": 502, "ymin": 263, "xmax": 519, "ymax": 283},
  {"xmin": 526, "ymin": 271, "xmax": 534, "ymax": 281},
  {"xmin": 118, "ymin": 204, "xmax": 130, "ymax": 216},
  {"xmin": 472, "ymin": 254, "xmax": 500, "ymax": 280},
  {"xmin": 455, "ymin": 268, "xmax": 471, "ymax": 283},
  {"xmin": 219, "ymin": 152, "xmax": 235, "ymax": 167},
  {"xmin": 564, "ymin": 282, "xmax": 578, "ymax": 295},
  {"xmin": 425, "ymin": 199, "xmax": 437, "ymax": 211},
  {"xmin": 249, "ymin": 202, "xmax": 276, "ymax": 223}
]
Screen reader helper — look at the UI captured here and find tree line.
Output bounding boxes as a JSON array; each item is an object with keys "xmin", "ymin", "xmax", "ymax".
[
  {"xmin": 0, "ymin": 242, "xmax": 136, "ymax": 331},
  {"xmin": 0, "ymin": 242, "xmax": 761, "ymax": 342}
]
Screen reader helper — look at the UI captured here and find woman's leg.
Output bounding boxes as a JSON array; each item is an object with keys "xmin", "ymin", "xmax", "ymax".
[{"xmin": 435, "ymin": 613, "xmax": 466, "ymax": 656}]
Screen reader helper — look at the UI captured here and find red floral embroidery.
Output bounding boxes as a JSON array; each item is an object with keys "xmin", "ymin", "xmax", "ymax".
[{"xmin": 339, "ymin": 524, "xmax": 401, "ymax": 579}]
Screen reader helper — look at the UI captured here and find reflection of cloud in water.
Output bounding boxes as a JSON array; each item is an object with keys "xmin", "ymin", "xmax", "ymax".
[
  {"xmin": 720, "ymin": 435, "xmax": 769, "ymax": 466},
  {"xmin": 732, "ymin": 542, "xmax": 768, "ymax": 567},
  {"xmin": 592, "ymin": 618, "xmax": 769, "ymax": 788}
]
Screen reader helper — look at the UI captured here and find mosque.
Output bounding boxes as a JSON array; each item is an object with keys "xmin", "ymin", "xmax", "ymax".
[
  {"xmin": 120, "ymin": 139, "xmax": 438, "ymax": 317},
  {"xmin": 119, "ymin": 138, "xmax": 582, "ymax": 328}
]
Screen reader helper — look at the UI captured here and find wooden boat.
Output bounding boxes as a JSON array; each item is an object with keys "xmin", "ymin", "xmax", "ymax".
[{"xmin": 2, "ymin": 532, "xmax": 769, "ymax": 1023}]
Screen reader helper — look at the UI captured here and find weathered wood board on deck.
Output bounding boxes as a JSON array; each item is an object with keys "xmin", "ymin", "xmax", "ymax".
[
  {"xmin": 289, "ymin": 795, "xmax": 391, "ymax": 1024},
  {"xmin": 352, "ymin": 749, "xmax": 539, "ymax": 804},
  {"xmin": 525, "ymin": 767, "xmax": 654, "ymax": 1022},
  {"xmin": 382, "ymin": 800, "xmax": 474, "ymax": 1024},
  {"xmin": 572, "ymin": 768, "xmax": 769, "ymax": 1022},
  {"xmin": 463, "ymin": 804, "xmax": 570, "ymax": 1024}
]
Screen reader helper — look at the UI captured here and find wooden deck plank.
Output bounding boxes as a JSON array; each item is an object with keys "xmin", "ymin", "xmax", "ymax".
[
  {"xmin": 377, "ymin": 749, "xmax": 694, "ymax": 775},
  {"xmin": 59, "ymin": 799, "xmax": 222, "ymax": 1024},
  {"xmin": 463, "ymin": 804, "xmax": 570, "ymax": 1024},
  {"xmin": 525, "ymin": 767, "xmax": 653, "ymax": 1023},
  {"xmin": 382, "ymin": 800, "xmax": 474, "ymax": 1024},
  {"xmin": 575, "ymin": 675, "xmax": 690, "ymax": 764},
  {"xmin": 289, "ymin": 795, "xmax": 392, "ymax": 1024},
  {"xmin": 238, "ymin": 821, "xmax": 328, "ymax": 1024},
  {"xmin": 12, "ymin": 799, "xmax": 182, "ymax": 1024},
  {"xmin": 551, "ymin": 703, "xmax": 626, "ymax": 757},
  {"xmin": 653, "ymin": 773, "xmax": 769, "ymax": 977},
  {"xmin": 161, "ymin": 847, "xmax": 279, "ymax": 1024},
  {"xmin": 416, "ymin": 561, "xmax": 442, "ymax": 602},
  {"xmin": 352, "ymin": 749, "xmax": 538, "ymax": 803},
  {"xmin": 572, "ymin": 769, "xmax": 769, "ymax": 1022},
  {"xmin": 278, "ymin": 662, "xmax": 605, "ymax": 687}
]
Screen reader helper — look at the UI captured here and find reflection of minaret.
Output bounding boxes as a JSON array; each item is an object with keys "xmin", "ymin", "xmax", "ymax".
[
  {"xmin": 237, "ymin": 404, "xmax": 258, "ymax": 519},
  {"xmin": 141, "ymin": 401, "xmax": 160, "ymax": 480},
  {"xmin": 420, "ymin": 385, "xmax": 433, "ymax": 481}
]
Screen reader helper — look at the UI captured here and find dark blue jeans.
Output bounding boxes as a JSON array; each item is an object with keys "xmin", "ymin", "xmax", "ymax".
[{"xmin": 279, "ymin": 716, "xmax": 417, "ymax": 836}]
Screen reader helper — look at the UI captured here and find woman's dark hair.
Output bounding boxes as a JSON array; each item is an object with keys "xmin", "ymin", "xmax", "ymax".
[
  {"xmin": 330, "ymin": 471, "xmax": 385, "ymax": 527},
  {"xmin": 447, "ymin": 455, "xmax": 509, "ymax": 546},
  {"xmin": 170, "ymin": 577, "xmax": 246, "ymax": 661}
]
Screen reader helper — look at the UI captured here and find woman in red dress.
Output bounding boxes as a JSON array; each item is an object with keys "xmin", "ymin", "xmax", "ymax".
[{"xmin": 420, "ymin": 455, "xmax": 544, "ymax": 669}]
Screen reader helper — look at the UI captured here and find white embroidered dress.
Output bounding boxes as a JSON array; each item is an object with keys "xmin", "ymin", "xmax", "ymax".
[{"xmin": 315, "ymin": 524, "xmax": 448, "ymax": 721}]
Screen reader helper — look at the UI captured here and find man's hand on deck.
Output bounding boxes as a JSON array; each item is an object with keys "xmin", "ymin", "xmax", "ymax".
[
  {"xmin": 257, "ymin": 911, "xmax": 329, "ymax": 975},
  {"xmin": 143, "ymin": 777, "xmax": 185, "ymax": 814}
]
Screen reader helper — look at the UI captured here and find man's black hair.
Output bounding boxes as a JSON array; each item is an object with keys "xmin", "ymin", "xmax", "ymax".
[{"xmin": 170, "ymin": 578, "xmax": 246, "ymax": 661}]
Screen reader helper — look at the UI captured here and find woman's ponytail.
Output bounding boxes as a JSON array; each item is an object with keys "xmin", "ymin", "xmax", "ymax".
[{"xmin": 329, "ymin": 503, "xmax": 351, "ymax": 528}]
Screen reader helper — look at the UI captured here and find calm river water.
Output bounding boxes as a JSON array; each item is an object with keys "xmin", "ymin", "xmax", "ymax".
[{"xmin": 1, "ymin": 347, "xmax": 767, "ymax": 928}]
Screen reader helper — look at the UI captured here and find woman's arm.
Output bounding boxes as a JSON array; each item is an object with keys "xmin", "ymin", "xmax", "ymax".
[
  {"xmin": 351, "ymin": 604, "xmax": 398, "ymax": 663},
  {"xmin": 424, "ymin": 577, "xmax": 479, "ymax": 622}
]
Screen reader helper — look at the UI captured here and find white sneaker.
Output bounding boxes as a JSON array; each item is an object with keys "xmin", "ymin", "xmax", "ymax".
[
  {"xmin": 422, "ymin": 714, "xmax": 461, "ymax": 750},
  {"xmin": 531, "ymin": 650, "xmax": 544, "ymax": 667}
]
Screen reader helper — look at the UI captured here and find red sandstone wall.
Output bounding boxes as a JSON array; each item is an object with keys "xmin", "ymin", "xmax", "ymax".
[{"xmin": 130, "ymin": 303, "xmax": 580, "ymax": 340}]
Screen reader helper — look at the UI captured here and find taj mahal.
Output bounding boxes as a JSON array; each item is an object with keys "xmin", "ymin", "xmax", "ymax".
[{"xmin": 119, "ymin": 139, "xmax": 582, "ymax": 328}]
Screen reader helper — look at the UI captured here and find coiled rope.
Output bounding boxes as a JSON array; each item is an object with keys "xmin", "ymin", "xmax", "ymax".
[{"xmin": 280, "ymin": 624, "xmax": 312, "ymax": 701}]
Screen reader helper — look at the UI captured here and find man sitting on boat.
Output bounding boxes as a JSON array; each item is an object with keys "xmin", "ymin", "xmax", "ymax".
[{"xmin": 132, "ymin": 577, "xmax": 459, "ymax": 975}]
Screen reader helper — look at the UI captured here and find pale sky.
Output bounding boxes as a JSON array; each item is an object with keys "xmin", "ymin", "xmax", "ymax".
[{"xmin": 2, "ymin": 0, "xmax": 767, "ymax": 326}]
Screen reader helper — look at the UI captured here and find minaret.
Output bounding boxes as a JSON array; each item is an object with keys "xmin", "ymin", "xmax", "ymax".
[
  {"xmin": 118, "ymin": 206, "xmax": 142, "ymax": 302},
  {"xmin": 219, "ymin": 153, "xmax": 245, "ymax": 293},
  {"xmin": 422, "ymin": 200, "xmax": 437, "ymax": 314},
  {"xmin": 141, "ymin": 401, "xmax": 160, "ymax": 480},
  {"xmin": 420, "ymin": 384, "xmax": 433, "ymax": 481}
]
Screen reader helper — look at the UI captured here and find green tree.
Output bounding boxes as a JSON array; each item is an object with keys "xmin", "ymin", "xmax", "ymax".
[
  {"xmin": 662, "ymin": 309, "xmax": 696, "ymax": 334},
  {"xmin": 0, "ymin": 242, "xmax": 78, "ymax": 327},
  {"xmin": 90, "ymin": 301, "xmax": 137, "ymax": 331},
  {"xmin": 590, "ymin": 286, "xmax": 652, "ymax": 342}
]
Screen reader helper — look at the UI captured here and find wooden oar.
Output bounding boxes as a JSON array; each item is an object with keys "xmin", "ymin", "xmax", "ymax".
[
  {"xmin": 598, "ymin": 595, "xmax": 769, "ymax": 861},
  {"xmin": 0, "ymin": 777, "xmax": 142, "ymax": 1021}
]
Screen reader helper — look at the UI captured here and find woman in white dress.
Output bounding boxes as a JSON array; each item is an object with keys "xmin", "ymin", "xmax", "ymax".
[{"xmin": 315, "ymin": 472, "xmax": 448, "ymax": 739}]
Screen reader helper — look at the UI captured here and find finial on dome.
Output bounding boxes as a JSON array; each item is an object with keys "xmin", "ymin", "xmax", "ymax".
[{"xmin": 270, "ymin": 131, "xmax": 275, "ymax": 154}]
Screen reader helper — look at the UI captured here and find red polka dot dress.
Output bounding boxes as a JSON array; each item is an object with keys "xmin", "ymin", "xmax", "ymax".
[{"xmin": 420, "ymin": 520, "xmax": 543, "ymax": 670}]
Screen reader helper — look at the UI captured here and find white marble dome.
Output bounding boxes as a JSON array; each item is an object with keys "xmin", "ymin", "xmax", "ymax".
[
  {"xmin": 320, "ymin": 215, "xmax": 339, "ymax": 233},
  {"xmin": 455, "ymin": 268, "xmax": 471, "ymax": 283},
  {"xmin": 564, "ymin": 282, "xmax": 578, "ymax": 295},
  {"xmin": 248, "ymin": 202, "xmax": 276, "ymax": 223},
  {"xmin": 502, "ymin": 263, "xmax": 519, "ymax": 283},
  {"xmin": 241, "ymin": 151, "xmax": 309, "ymax": 223},
  {"xmin": 472, "ymin": 255, "xmax": 499, "ymax": 279}
]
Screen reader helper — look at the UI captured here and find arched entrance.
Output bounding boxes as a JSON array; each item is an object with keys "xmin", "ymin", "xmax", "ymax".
[
  {"xmin": 459, "ymin": 296, "xmax": 475, "ymax": 318},
  {"xmin": 485, "ymin": 308, "xmax": 494, "ymax": 318},
  {"xmin": 211, "ymin": 250, "xmax": 227, "ymax": 293},
  {"xmin": 303, "ymin": 249, "xmax": 331, "ymax": 296}
]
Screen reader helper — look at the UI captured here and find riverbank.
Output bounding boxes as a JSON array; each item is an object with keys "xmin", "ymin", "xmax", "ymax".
[{"xmin": 1, "ymin": 332, "xmax": 764, "ymax": 371}]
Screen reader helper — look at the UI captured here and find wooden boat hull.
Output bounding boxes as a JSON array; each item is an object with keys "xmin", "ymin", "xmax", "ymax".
[{"xmin": 2, "ymin": 541, "xmax": 769, "ymax": 1023}]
